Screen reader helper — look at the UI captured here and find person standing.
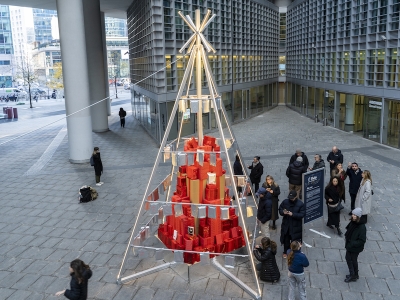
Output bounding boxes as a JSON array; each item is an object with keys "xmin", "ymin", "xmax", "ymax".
[
  {"xmin": 289, "ymin": 149, "xmax": 309, "ymax": 171},
  {"xmin": 309, "ymin": 154, "xmax": 325, "ymax": 171},
  {"xmin": 279, "ymin": 190, "xmax": 305, "ymax": 258},
  {"xmin": 354, "ymin": 170, "xmax": 372, "ymax": 223},
  {"xmin": 233, "ymin": 154, "xmax": 244, "ymax": 194},
  {"xmin": 247, "ymin": 156, "xmax": 264, "ymax": 193},
  {"xmin": 253, "ymin": 237, "xmax": 280, "ymax": 283},
  {"xmin": 327, "ymin": 146, "xmax": 344, "ymax": 176},
  {"xmin": 286, "ymin": 156, "xmax": 306, "ymax": 200},
  {"xmin": 287, "ymin": 241, "xmax": 309, "ymax": 300},
  {"xmin": 119, "ymin": 108, "xmax": 127, "ymax": 128},
  {"xmin": 344, "ymin": 208, "xmax": 367, "ymax": 283},
  {"xmin": 262, "ymin": 175, "xmax": 280, "ymax": 230},
  {"xmin": 346, "ymin": 162, "xmax": 363, "ymax": 215},
  {"xmin": 256, "ymin": 187, "xmax": 272, "ymax": 238},
  {"xmin": 92, "ymin": 147, "xmax": 103, "ymax": 186},
  {"xmin": 55, "ymin": 259, "xmax": 92, "ymax": 299},
  {"xmin": 325, "ymin": 177, "xmax": 345, "ymax": 236}
]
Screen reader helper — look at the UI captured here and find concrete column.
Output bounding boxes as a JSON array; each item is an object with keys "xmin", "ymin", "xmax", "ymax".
[
  {"xmin": 56, "ymin": 0, "xmax": 93, "ymax": 163},
  {"xmin": 100, "ymin": 12, "xmax": 111, "ymax": 116},
  {"xmin": 344, "ymin": 94, "xmax": 355, "ymax": 132},
  {"xmin": 82, "ymin": 0, "xmax": 109, "ymax": 132}
]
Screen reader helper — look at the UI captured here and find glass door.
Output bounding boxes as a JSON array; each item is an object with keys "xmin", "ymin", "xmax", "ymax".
[
  {"xmin": 363, "ymin": 98, "xmax": 382, "ymax": 142},
  {"xmin": 324, "ymin": 89, "xmax": 335, "ymax": 126},
  {"xmin": 242, "ymin": 89, "xmax": 250, "ymax": 119}
]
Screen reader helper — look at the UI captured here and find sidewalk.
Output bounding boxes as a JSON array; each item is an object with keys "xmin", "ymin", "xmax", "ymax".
[{"xmin": 0, "ymin": 105, "xmax": 399, "ymax": 299}]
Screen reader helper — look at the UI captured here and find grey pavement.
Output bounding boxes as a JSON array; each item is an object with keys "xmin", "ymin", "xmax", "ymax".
[{"xmin": 1, "ymin": 105, "xmax": 400, "ymax": 299}]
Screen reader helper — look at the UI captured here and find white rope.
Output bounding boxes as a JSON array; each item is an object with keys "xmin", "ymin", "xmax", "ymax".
[{"xmin": 0, "ymin": 57, "xmax": 184, "ymax": 146}]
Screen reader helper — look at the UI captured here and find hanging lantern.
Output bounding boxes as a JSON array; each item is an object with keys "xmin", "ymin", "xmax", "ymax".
[
  {"xmin": 225, "ymin": 256, "xmax": 235, "ymax": 268},
  {"xmin": 207, "ymin": 172, "xmax": 216, "ymax": 185},
  {"xmin": 210, "ymin": 153, "xmax": 216, "ymax": 166},
  {"xmin": 190, "ymin": 99, "xmax": 199, "ymax": 113},
  {"xmin": 197, "ymin": 149, "xmax": 204, "ymax": 166},
  {"xmin": 179, "ymin": 99, "xmax": 187, "ymax": 112},
  {"xmin": 221, "ymin": 207, "xmax": 229, "ymax": 220},
  {"xmin": 150, "ymin": 203, "xmax": 159, "ymax": 215},
  {"xmin": 163, "ymin": 204, "xmax": 172, "ymax": 216},
  {"xmin": 199, "ymin": 253, "xmax": 210, "ymax": 265},
  {"xmin": 225, "ymin": 175, "xmax": 232, "ymax": 187},
  {"xmin": 198, "ymin": 205, "xmax": 206, "ymax": 218},
  {"xmin": 177, "ymin": 152, "xmax": 187, "ymax": 166},
  {"xmin": 208, "ymin": 206, "xmax": 217, "ymax": 219},
  {"xmin": 163, "ymin": 145, "xmax": 171, "ymax": 161},
  {"xmin": 174, "ymin": 251, "xmax": 184, "ymax": 263},
  {"xmin": 202, "ymin": 99, "xmax": 210, "ymax": 113},
  {"xmin": 187, "ymin": 152, "xmax": 195, "ymax": 165},
  {"xmin": 174, "ymin": 204, "xmax": 183, "ymax": 217}
]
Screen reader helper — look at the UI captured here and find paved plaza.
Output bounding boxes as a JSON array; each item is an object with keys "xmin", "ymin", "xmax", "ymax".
[{"xmin": 1, "ymin": 103, "xmax": 400, "ymax": 300}]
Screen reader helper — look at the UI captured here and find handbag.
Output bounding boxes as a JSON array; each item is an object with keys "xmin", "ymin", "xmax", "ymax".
[{"xmin": 328, "ymin": 201, "xmax": 344, "ymax": 213}]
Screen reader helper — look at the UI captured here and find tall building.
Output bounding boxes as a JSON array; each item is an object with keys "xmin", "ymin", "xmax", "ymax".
[
  {"xmin": 129, "ymin": 0, "xmax": 280, "ymax": 143},
  {"xmin": 0, "ymin": 5, "xmax": 13, "ymax": 87},
  {"xmin": 32, "ymin": 9, "xmax": 58, "ymax": 44},
  {"xmin": 286, "ymin": 0, "xmax": 400, "ymax": 149}
]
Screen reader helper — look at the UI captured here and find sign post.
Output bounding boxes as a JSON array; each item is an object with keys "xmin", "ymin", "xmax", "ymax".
[{"xmin": 302, "ymin": 168, "xmax": 325, "ymax": 248}]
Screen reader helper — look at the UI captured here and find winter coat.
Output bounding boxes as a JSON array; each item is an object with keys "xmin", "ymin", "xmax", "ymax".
[
  {"xmin": 324, "ymin": 184, "xmax": 345, "ymax": 206},
  {"xmin": 311, "ymin": 159, "xmax": 325, "ymax": 170},
  {"xmin": 257, "ymin": 190, "xmax": 272, "ymax": 224},
  {"xmin": 119, "ymin": 109, "xmax": 127, "ymax": 119},
  {"xmin": 233, "ymin": 160, "xmax": 243, "ymax": 175},
  {"xmin": 327, "ymin": 150, "xmax": 343, "ymax": 170},
  {"xmin": 253, "ymin": 247, "xmax": 280, "ymax": 282},
  {"xmin": 289, "ymin": 152, "xmax": 309, "ymax": 170},
  {"xmin": 287, "ymin": 250, "xmax": 309, "ymax": 274},
  {"xmin": 279, "ymin": 198, "xmax": 305, "ymax": 244},
  {"xmin": 332, "ymin": 168, "xmax": 347, "ymax": 182},
  {"xmin": 262, "ymin": 182, "xmax": 280, "ymax": 221},
  {"xmin": 345, "ymin": 221, "xmax": 367, "ymax": 253},
  {"xmin": 346, "ymin": 168, "xmax": 363, "ymax": 195},
  {"xmin": 64, "ymin": 269, "xmax": 92, "ymax": 300},
  {"xmin": 286, "ymin": 161, "xmax": 305, "ymax": 185},
  {"xmin": 92, "ymin": 153, "xmax": 103, "ymax": 176},
  {"xmin": 355, "ymin": 179, "xmax": 372, "ymax": 215},
  {"xmin": 248, "ymin": 162, "xmax": 264, "ymax": 183}
]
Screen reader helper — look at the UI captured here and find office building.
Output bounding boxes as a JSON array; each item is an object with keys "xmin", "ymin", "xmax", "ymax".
[
  {"xmin": 0, "ymin": 5, "xmax": 13, "ymax": 87},
  {"xmin": 129, "ymin": 0, "xmax": 280, "ymax": 143},
  {"xmin": 286, "ymin": 0, "xmax": 400, "ymax": 149}
]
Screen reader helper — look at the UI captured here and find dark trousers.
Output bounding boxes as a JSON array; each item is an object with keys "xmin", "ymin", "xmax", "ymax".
[
  {"xmin": 120, "ymin": 118, "xmax": 125, "ymax": 127},
  {"xmin": 350, "ymin": 193, "xmax": 357, "ymax": 210},
  {"xmin": 283, "ymin": 233, "xmax": 292, "ymax": 254},
  {"xmin": 95, "ymin": 175, "xmax": 101, "ymax": 183},
  {"xmin": 251, "ymin": 181, "xmax": 260, "ymax": 194},
  {"xmin": 345, "ymin": 250, "xmax": 360, "ymax": 276}
]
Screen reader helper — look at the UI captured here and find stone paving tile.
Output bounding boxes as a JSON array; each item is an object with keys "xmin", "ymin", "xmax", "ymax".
[{"xmin": 2, "ymin": 106, "xmax": 400, "ymax": 299}]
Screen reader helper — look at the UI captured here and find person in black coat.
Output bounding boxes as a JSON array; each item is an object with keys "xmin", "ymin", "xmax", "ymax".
[
  {"xmin": 119, "ymin": 107, "xmax": 127, "ymax": 128},
  {"xmin": 256, "ymin": 187, "xmax": 272, "ymax": 238},
  {"xmin": 233, "ymin": 154, "xmax": 244, "ymax": 194},
  {"xmin": 286, "ymin": 156, "xmax": 306, "ymax": 199},
  {"xmin": 262, "ymin": 175, "xmax": 281, "ymax": 230},
  {"xmin": 344, "ymin": 208, "xmax": 367, "ymax": 283},
  {"xmin": 248, "ymin": 156, "xmax": 264, "ymax": 193},
  {"xmin": 253, "ymin": 237, "xmax": 280, "ymax": 283},
  {"xmin": 309, "ymin": 154, "xmax": 325, "ymax": 171},
  {"xmin": 325, "ymin": 177, "xmax": 345, "ymax": 236},
  {"xmin": 289, "ymin": 149, "xmax": 309, "ymax": 171},
  {"xmin": 92, "ymin": 147, "xmax": 103, "ymax": 186},
  {"xmin": 56, "ymin": 259, "xmax": 92, "ymax": 300},
  {"xmin": 279, "ymin": 190, "xmax": 306, "ymax": 257},
  {"xmin": 327, "ymin": 146, "xmax": 344, "ymax": 175},
  {"xmin": 346, "ymin": 162, "xmax": 363, "ymax": 214}
]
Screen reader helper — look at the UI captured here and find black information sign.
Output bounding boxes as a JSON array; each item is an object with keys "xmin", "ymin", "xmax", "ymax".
[{"xmin": 302, "ymin": 168, "xmax": 324, "ymax": 224}]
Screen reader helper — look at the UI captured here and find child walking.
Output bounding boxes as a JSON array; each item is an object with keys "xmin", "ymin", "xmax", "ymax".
[{"xmin": 287, "ymin": 241, "xmax": 309, "ymax": 300}]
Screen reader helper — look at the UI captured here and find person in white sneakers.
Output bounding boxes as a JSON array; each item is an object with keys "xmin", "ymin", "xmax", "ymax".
[{"xmin": 92, "ymin": 147, "xmax": 103, "ymax": 186}]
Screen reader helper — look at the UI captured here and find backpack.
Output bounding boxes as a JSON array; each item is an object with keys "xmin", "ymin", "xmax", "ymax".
[
  {"xmin": 90, "ymin": 156, "xmax": 94, "ymax": 166},
  {"xmin": 79, "ymin": 187, "xmax": 92, "ymax": 203}
]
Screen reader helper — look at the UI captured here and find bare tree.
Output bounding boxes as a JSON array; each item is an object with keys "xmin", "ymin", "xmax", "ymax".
[{"xmin": 14, "ymin": 55, "xmax": 39, "ymax": 108}]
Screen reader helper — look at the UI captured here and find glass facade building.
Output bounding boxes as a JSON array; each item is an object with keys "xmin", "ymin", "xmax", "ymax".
[
  {"xmin": 32, "ymin": 9, "xmax": 57, "ymax": 44},
  {"xmin": 128, "ymin": 0, "xmax": 280, "ymax": 144},
  {"xmin": 286, "ymin": 0, "xmax": 400, "ymax": 149},
  {"xmin": 0, "ymin": 5, "xmax": 12, "ymax": 87}
]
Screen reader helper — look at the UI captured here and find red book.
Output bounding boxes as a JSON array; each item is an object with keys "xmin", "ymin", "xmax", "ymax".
[
  {"xmin": 231, "ymin": 227, "xmax": 239, "ymax": 239},
  {"xmin": 222, "ymin": 219, "xmax": 232, "ymax": 231},
  {"xmin": 215, "ymin": 243, "xmax": 225, "ymax": 253},
  {"xmin": 199, "ymin": 225, "xmax": 210, "ymax": 238},
  {"xmin": 224, "ymin": 238, "xmax": 235, "ymax": 252},
  {"xmin": 222, "ymin": 230, "xmax": 230, "ymax": 240},
  {"xmin": 187, "ymin": 166, "xmax": 199, "ymax": 180},
  {"xmin": 185, "ymin": 238, "xmax": 193, "ymax": 250},
  {"xmin": 199, "ymin": 218, "xmax": 206, "ymax": 226},
  {"xmin": 216, "ymin": 158, "xmax": 223, "ymax": 176},
  {"xmin": 229, "ymin": 207, "xmax": 236, "ymax": 216},
  {"xmin": 179, "ymin": 165, "xmax": 187, "ymax": 174},
  {"xmin": 215, "ymin": 233, "xmax": 224, "ymax": 245}
]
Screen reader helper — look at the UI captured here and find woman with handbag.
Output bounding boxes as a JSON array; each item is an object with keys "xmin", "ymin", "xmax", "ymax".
[
  {"xmin": 262, "ymin": 175, "xmax": 281, "ymax": 230},
  {"xmin": 325, "ymin": 176, "xmax": 345, "ymax": 236}
]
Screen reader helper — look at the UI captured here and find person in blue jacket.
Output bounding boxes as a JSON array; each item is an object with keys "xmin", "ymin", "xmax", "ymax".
[
  {"xmin": 287, "ymin": 241, "xmax": 309, "ymax": 300},
  {"xmin": 256, "ymin": 187, "xmax": 272, "ymax": 238}
]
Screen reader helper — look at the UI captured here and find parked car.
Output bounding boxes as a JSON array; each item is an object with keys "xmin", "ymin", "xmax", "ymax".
[
  {"xmin": 0, "ymin": 88, "xmax": 27, "ymax": 99},
  {"xmin": 30, "ymin": 88, "xmax": 47, "ymax": 96},
  {"xmin": 124, "ymin": 83, "xmax": 130, "ymax": 90}
]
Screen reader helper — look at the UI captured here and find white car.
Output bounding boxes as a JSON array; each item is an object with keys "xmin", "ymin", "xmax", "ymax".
[{"xmin": 124, "ymin": 83, "xmax": 130, "ymax": 90}]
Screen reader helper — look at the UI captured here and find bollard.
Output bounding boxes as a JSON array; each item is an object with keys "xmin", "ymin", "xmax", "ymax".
[
  {"xmin": 323, "ymin": 118, "xmax": 328, "ymax": 126},
  {"xmin": 13, "ymin": 107, "xmax": 18, "ymax": 119},
  {"xmin": 315, "ymin": 115, "xmax": 318, "ymax": 123},
  {"xmin": 6, "ymin": 107, "xmax": 13, "ymax": 119}
]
